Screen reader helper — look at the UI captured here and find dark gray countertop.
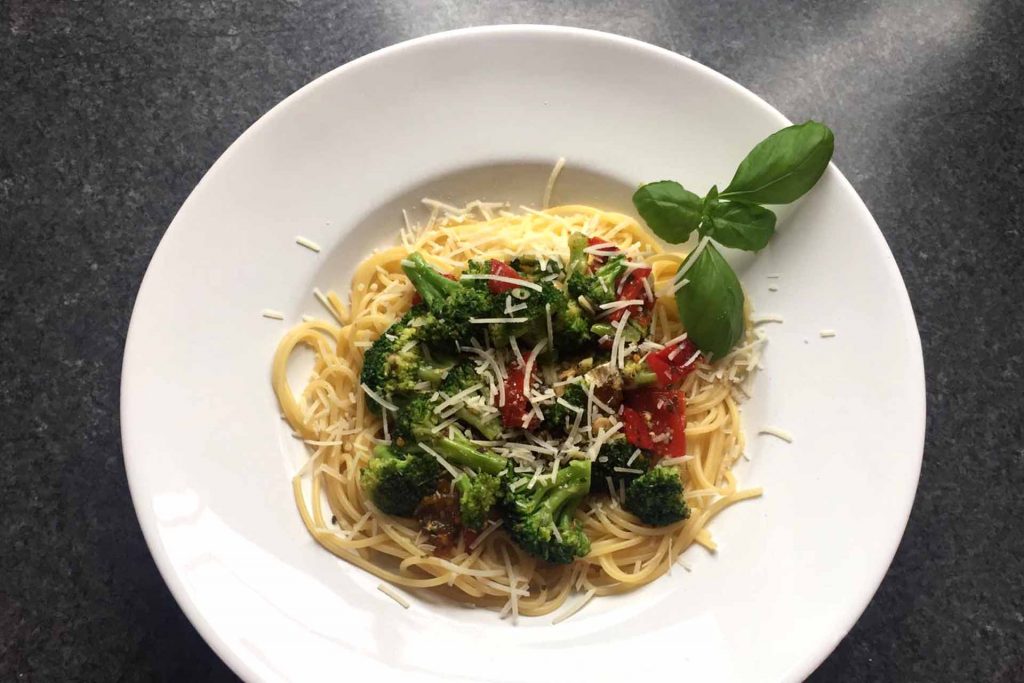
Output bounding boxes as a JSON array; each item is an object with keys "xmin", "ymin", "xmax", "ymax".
[{"xmin": 2, "ymin": 1, "xmax": 1022, "ymax": 681}]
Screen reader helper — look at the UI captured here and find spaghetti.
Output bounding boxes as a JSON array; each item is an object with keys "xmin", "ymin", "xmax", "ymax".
[{"xmin": 272, "ymin": 202, "xmax": 763, "ymax": 620}]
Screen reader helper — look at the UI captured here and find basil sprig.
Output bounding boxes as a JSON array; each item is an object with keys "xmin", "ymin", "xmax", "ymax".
[{"xmin": 632, "ymin": 120, "xmax": 834, "ymax": 357}]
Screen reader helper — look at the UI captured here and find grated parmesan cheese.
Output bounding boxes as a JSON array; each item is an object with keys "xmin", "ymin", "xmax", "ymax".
[
  {"xmin": 295, "ymin": 235, "xmax": 321, "ymax": 252},
  {"xmin": 418, "ymin": 443, "xmax": 464, "ymax": 478},
  {"xmin": 673, "ymin": 235, "xmax": 711, "ymax": 284},
  {"xmin": 470, "ymin": 317, "xmax": 529, "ymax": 324},
  {"xmin": 599, "ymin": 299, "xmax": 645, "ymax": 311},
  {"xmin": 542, "ymin": 156, "xmax": 566, "ymax": 209},
  {"xmin": 360, "ymin": 383, "xmax": 398, "ymax": 412},
  {"xmin": 460, "ymin": 273, "xmax": 541, "ymax": 292},
  {"xmin": 759, "ymin": 426, "xmax": 794, "ymax": 443},
  {"xmin": 671, "ymin": 277, "xmax": 690, "ymax": 294},
  {"xmin": 522, "ymin": 339, "xmax": 547, "ymax": 399},
  {"xmin": 433, "ymin": 383, "xmax": 483, "ymax": 414},
  {"xmin": 470, "ymin": 520, "xmax": 503, "ymax": 549},
  {"xmin": 377, "ymin": 583, "xmax": 410, "ymax": 609},
  {"xmin": 508, "ymin": 336, "xmax": 525, "ymax": 368},
  {"xmin": 610, "ymin": 310, "xmax": 631, "ymax": 370}
]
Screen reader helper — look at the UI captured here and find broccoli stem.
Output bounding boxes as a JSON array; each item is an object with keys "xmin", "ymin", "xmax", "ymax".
[
  {"xmin": 628, "ymin": 369, "xmax": 659, "ymax": 387},
  {"xmin": 436, "ymin": 435, "xmax": 506, "ymax": 475},
  {"xmin": 594, "ymin": 256, "xmax": 628, "ymax": 293},
  {"xmin": 417, "ymin": 363, "xmax": 450, "ymax": 384},
  {"xmin": 622, "ymin": 360, "xmax": 660, "ymax": 388},
  {"xmin": 453, "ymin": 475, "xmax": 472, "ymax": 497},
  {"xmin": 515, "ymin": 459, "xmax": 590, "ymax": 512},
  {"xmin": 590, "ymin": 321, "xmax": 644, "ymax": 343},
  {"xmin": 540, "ymin": 479, "xmax": 582, "ymax": 517},
  {"xmin": 454, "ymin": 407, "xmax": 503, "ymax": 441},
  {"xmin": 568, "ymin": 232, "xmax": 589, "ymax": 274},
  {"xmin": 403, "ymin": 252, "xmax": 460, "ymax": 309}
]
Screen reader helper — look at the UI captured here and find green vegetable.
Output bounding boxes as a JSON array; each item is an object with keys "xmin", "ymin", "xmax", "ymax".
[
  {"xmin": 703, "ymin": 201, "xmax": 776, "ymax": 251},
  {"xmin": 631, "ymin": 121, "xmax": 834, "ymax": 357},
  {"xmin": 541, "ymin": 383, "xmax": 587, "ymax": 434},
  {"xmin": 441, "ymin": 363, "xmax": 503, "ymax": 440},
  {"xmin": 434, "ymin": 434, "xmax": 506, "ymax": 476},
  {"xmin": 488, "ymin": 280, "xmax": 566, "ymax": 349},
  {"xmin": 504, "ymin": 459, "xmax": 592, "ymax": 564},
  {"xmin": 510, "ymin": 256, "xmax": 561, "ymax": 282},
  {"xmin": 554, "ymin": 299, "xmax": 593, "ymax": 353},
  {"xmin": 631, "ymin": 181, "xmax": 703, "ymax": 243},
  {"xmin": 675, "ymin": 243, "xmax": 745, "ymax": 358},
  {"xmin": 359, "ymin": 311, "xmax": 453, "ymax": 409},
  {"xmin": 590, "ymin": 321, "xmax": 644, "ymax": 344},
  {"xmin": 565, "ymin": 232, "xmax": 629, "ymax": 307},
  {"xmin": 393, "ymin": 395, "xmax": 443, "ymax": 444},
  {"xmin": 393, "ymin": 397, "xmax": 506, "ymax": 475},
  {"xmin": 591, "ymin": 437, "xmax": 651, "ymax": 492},
  {"xmin": 624, "ymin": 466, "xmax": 690, "ymax": 526},
  {"xmin": 720, "ymin": 121, "xmax": 834, "ymax": 205},
  {"xmin": 454, "ymin": 472, "xmax": 502, "ymax": 531},
  {"xmin": 361, "ymin": 444, "xmax": 441, "ymax": 517},
  {"xmin": 402, "ymin": 252, "xmax": 495, "ymax": 348}
]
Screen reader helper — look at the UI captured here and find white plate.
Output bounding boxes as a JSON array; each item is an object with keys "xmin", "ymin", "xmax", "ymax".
[{"xmin": 122, "ymin": 26, "xmax": 924, "ymax": 683}]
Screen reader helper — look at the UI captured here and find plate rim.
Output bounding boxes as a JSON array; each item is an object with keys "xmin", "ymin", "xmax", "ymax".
[{"xmin": 121, "ymin": 24, "xmax": 926, "ymax": 683}]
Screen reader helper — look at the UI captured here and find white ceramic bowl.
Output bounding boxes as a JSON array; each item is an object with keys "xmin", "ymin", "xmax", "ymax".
[{"xmin": 122, "ymin": 26, "xmax": 924, "ymax": 683}]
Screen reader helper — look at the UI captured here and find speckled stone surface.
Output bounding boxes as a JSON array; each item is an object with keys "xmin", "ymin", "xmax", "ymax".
[{"xmin": 2, "ymin": 1, "xmax": 1022, "ymax": 680}]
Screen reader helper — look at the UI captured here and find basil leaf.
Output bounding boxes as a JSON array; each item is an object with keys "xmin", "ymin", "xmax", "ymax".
[
  {"xmin": 721, "ymin": 121, "xmax": 834, "ymax": 204},
  {"xmin": 675, "ymin": 242, "xmax": 745, "ymax": 358},
  {"xmin": 699, "ymin": 185, "xmax": 719, "ymax": 235},
  {"xmin": 632, "ymin": 181, "xmax": 703, "ymax": 243},
  {"xmin": 704, "ymin": 201, "xmax": 777, "ymax": 251}
]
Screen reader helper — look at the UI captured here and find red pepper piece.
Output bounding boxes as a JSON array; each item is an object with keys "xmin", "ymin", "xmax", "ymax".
[
  {"xmin": 586, "ymin": 236, "xmax": 618, "ymax": 270},
  {"xmin": 645, "ymin": 339, "xmax": 701, "ymax": 387},
  {"xmin": 609, "ymin": 266, "xmax": 652, "ymax": 323},
  {"xmin": 488, "ymin": 260, "xmax": 526, "ymax": 293},
  {"xmin": 501, "ymin": 363, "xmax": 538, "ymax": 430},
  {"xmin": 622, "ymin": 389, "xmax": 687, "ymax": 457}
]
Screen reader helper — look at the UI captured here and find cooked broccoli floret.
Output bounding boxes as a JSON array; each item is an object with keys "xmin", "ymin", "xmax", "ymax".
[
  {"xmin": 454, "ymin": 472, "xmax": 501, "ymax": 531},
  {"xmin": 393, "ymin": 401, "xmax": 507, "ymax": 472},
  {"xmin": 510, "ymin": 256, "xmax": 562, "ymax": 282},
  {"xmin": 591, "ymin": 437, "xmax": 652, "ymax": 493},
  {"xmin": 590, "ymin": 320, "xmax": 646, "ymax": 345},
  {"xmin": 621, "ymin": 357, "xmax": 661, "ymax": 388},
  {"xmin": 488, "ymin": 280, "xmax": 567, "ymax": 349},
  {"xmin": 440, "ymin": 362, "xmax": 502, "ymax": 440},
  {"xmin": 555, "ymin": 300, "xmax": 593, "ymax": 353},
  {"xmin": 464, "ymin": 258, "xmax": 491, "ymax": 278},
  {"xmin": 360, "ymin": 311, "xmax": 454, "ymax": 410},
  {"xmin": 541, "ymin": 383, "xmax": 587, "ymax": 434},
  {"xmin": 402, "ymin": 252, "xmax": 496, "ymax": 348},
  {"xmin": 392, "ymin": 396, "xmax": 439, "ymax": 445},
  {"xmin": 504, "ymin": 459, "xmax": 592, "ymax": 564},
  {"xmin": 565, "ymin": 232, "xmax": 628, "ymax": 307},
  {"xmin": 361, "ymin": 443, "xmax": 441, "ymax": 516},
  {"xmin": 624, "ymin": 466, "xmax": 690, "ymax": 526}
]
